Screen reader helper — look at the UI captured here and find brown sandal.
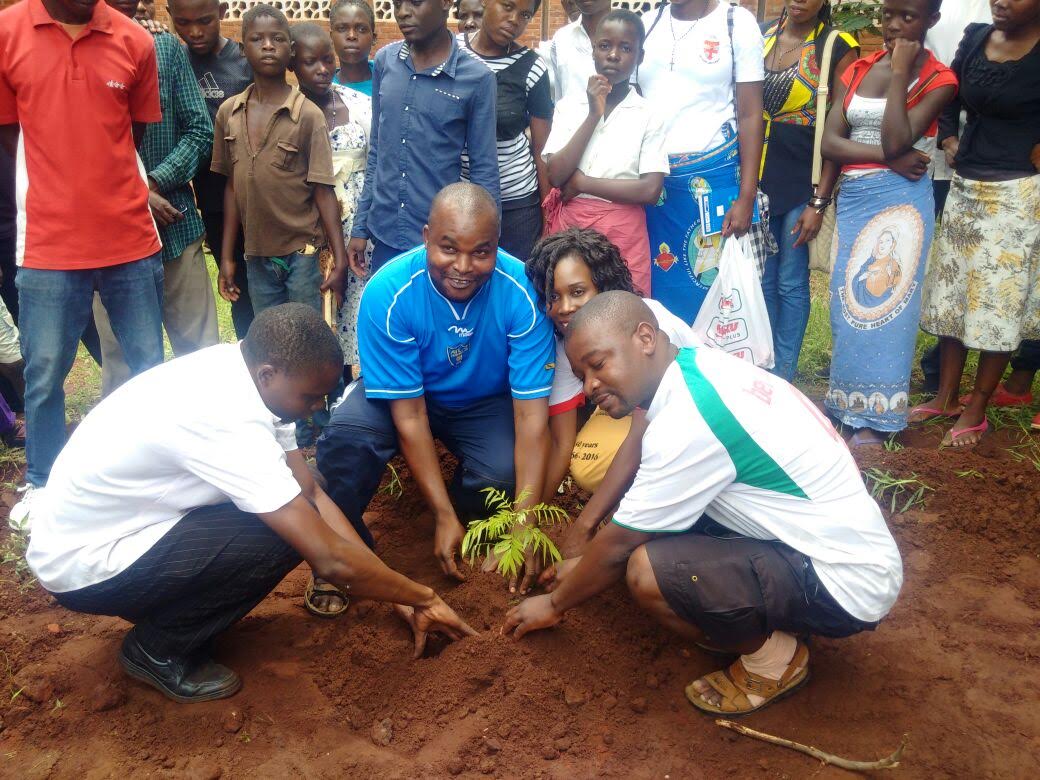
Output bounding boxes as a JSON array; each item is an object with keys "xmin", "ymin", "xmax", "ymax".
[
  {"xmin": 685, "ymin": 642, "xmax": 810, "ymax": 716},
  {"xmin": 304, "ymin": 576, "xmax": 349, "ymax": 619}
]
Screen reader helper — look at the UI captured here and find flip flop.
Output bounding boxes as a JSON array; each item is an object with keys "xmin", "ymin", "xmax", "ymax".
[
  {"xmin": 304, "ymin": 576, "xmax": 349, "ymax": 619},
  {"xmin": 907, "ymin": 404, "xmax": 962, "ymax": 423},
  {"xmin": 941, "ymin": 419, "xmax": 989, "ymax": 449},
  {"xmin": 959, "ymin": 385, "xmax": 1033, "ymax": 408}
]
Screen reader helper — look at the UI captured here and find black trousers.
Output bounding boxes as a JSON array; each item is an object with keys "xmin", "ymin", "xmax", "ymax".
[
  {"xmin": 499, "ymin": 200, "xmax": 544, "ymax": 263},
  {"xmin": 201, "ymin": 211, "xmax": 254, "ymax": 339},
  {"xmin": 53, "ymin": 504, "xmax": 300, "ymax": 657}
]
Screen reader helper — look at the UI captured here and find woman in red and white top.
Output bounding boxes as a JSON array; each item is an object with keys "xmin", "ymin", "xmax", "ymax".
[{"xmin": 820, "ymin": 0, "xmax": 956, "ymax": 448}]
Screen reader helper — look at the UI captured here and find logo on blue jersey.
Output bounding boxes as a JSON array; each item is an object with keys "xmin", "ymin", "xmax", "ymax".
[
  {"xmin": 448, "ymin": 325, "xmax": 474, "ymax": 337},
  {"xmin": 447, "ymin": 342, "xmax": 470, "ymax": 367}
]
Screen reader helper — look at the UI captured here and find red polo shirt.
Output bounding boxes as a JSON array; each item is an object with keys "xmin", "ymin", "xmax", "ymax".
[{"xmin": 0, "ymin": 0, "xmax": 162, "ymax": 270}]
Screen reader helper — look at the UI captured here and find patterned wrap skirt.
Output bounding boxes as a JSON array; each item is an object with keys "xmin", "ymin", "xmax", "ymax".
[
  {"xmin": 825, "ymin": 170, "xmax": 934, "ymax": 432},
  {"xmin": 921, "ymin": 173, "xmax": 1040, "ymax": 352}
]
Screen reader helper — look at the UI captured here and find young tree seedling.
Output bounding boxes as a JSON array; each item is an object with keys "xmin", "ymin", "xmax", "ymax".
[{"xmin": 461, "ymin": 488, "xmax": 569, "ymax": 580}]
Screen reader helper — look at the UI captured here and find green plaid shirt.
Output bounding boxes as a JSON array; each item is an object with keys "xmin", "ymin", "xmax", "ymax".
[{"xmin": 141, "ymin": 34, "xmax": 212, "ymax": 262}]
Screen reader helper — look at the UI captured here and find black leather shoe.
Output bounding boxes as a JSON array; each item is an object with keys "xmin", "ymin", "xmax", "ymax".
[{"xmin": 120, "ymin": 629, "xmax": 241, "ymax": 703}]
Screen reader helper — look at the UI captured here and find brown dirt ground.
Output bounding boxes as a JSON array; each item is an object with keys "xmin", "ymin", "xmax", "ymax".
[{"xmin": 1, "ymin": 424, "xmax": 1039, "ymax": 780}]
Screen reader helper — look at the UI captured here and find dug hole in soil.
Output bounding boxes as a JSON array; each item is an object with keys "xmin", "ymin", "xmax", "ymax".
[{"xmin": 1, "ymin": 430, "xmax": 1039, "ymax": 779}]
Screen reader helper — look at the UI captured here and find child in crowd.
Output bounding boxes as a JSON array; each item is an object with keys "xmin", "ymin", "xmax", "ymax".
[
  {"xmin": 330, "ymin": 0, "xmax": 376, "ymax": 96},
  {"xmin": 525, "ymin": 228, "xmax": 698, "ymax": 509},
  {"xmin": 292, "ymin": 22, "xmax": 371, "ymax": 378},
  {"xmin": 546, "ymin": 0, "xmax": 611, "ymax": 102},
  {"xmin": 463, "ymin": 0, "xmax": 554, "ymax": 261},
  {"xmin": 168, "ymin": 0, "xmax": 255, "ymax": 339},
  {"xmin": 211, "ymin": 3, "xmax": 349, "ymax": 445},
  {"xmin": 347, "ymin": 0, "xmax": 499, "ymax": 272},
  {"xmin": 456, "ymin": 0, "xmax": 483, "ymax": 34},
  {"xmin": 542, "ymin": 10, "xmax": 668, "ymax": 297},
  {"xmin": 821, "ymin": 0, "xmax": 956, "ymax": 447}
]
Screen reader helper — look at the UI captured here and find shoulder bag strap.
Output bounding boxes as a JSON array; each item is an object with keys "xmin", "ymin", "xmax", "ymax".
[{"xmin": 811, "ymin": 30, "xmax": 840, "ymax": 189}]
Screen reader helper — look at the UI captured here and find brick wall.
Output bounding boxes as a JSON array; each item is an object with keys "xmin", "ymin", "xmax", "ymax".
[{"xmin": 146, "ymin": 0, "xmax": 790, "ymax": 51}]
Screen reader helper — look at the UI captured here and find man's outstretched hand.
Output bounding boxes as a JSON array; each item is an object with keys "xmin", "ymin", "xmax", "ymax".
[
  {"xmin": 502, "ymin": 593, "xmax": 563, "ymax": 640},
  {"xmin": 433, "ymin": 514, "xmax": 466, "ymax": 581},
  {"xmin": 394, "ymin": 595, "xmax": 478, "ymax": 659}
]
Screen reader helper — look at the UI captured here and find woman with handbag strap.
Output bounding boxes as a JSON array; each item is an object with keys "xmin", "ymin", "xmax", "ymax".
[
  {"xmin": 820, "ymin": 0, "xmax": 957, "ymax": 448},
  {"xmin": 759, "ymin": 0, "xmax": 858, "ymax": 381},
  {"xmin": 637, "ymin": 0, "xmax": 777, "ymax": 325}
]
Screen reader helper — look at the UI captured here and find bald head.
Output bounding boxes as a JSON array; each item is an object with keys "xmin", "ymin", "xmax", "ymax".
[
  {"xmin": 564, "ymin": 291, "xmax": 672, "ymax": 418},
  {"xmin": 565, "ymin": 290, "xmax": 658, "ymax": 346},
  {"xmin": 429, "ymin": 182, "xmax": 501, "ymax": 235}
]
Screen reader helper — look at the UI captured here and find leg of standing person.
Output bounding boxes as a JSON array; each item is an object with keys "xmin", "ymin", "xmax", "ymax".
[
  {"xmin": 202, "ymin": 212, "xmax": 253, "ymax": 339},
  {"xmin": 162, "ymin": 236, "xmax": 220, "ymax": 354},
  {"xmin": 93, "ymin": 237, "xmax": 220, "ymax": 396},
  {"xmin": 0, "ymin": 231, "xmax": 18, "ymax": 322},
  {"xmin": 54, "ymin": 503, "xmax": 301, "ymax": 702},
  {"xmin": 14, "ymin": 268, "xmax": 96, "ymax": 499},
  {"xmin": 1004, "ymin": 339, "xmax": 1040, "ymax": 397},
  {"xmin": 91, "ymin": 294, "xmax": 132, "ymax": 396},
  {"xmin": 284, "ymin": 248, "xmax": 323, "ymax": 312},
  {"xmin": 763, "ymin": 207, "xmax": 811, "ymax": 383},
  {"xmin": 498, "ymin": 202, "xmax": 544, "ymax": 263},
  {"xmin": 96, "ymin": 253, "xmax": 165, "ymax": 379}
]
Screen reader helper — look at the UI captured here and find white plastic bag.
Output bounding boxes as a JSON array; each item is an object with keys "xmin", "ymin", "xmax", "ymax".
[{"xmin": 692, "ymin": 236, "xmax": 775, "ymax": 369}]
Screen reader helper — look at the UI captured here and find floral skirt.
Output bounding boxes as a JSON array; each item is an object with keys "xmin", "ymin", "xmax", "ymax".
[
  {"xmin": 920, "ymin": 174, "xmax": 1040, "ymax": 352},
  {"xmin": 825, "ymin": 171, "xmax": 934, "ymax": 432}
]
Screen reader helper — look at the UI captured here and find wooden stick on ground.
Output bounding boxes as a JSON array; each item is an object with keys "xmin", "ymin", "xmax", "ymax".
[{"xmin": 715, "ymin": 719, "xmax": 908, "ymax": 772}]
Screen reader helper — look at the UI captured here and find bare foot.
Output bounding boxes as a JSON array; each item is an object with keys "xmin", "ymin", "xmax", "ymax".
[{"xmin": 849, "ymin": 428, "xmax": 885, "ymax": 448}]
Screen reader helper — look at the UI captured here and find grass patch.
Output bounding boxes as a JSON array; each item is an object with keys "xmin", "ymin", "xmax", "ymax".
[
  {"xmin": 0, "ymin": 529, "xmax": 34, "ymax": 591},
  {"xmin": 861, "ymin": 468, "xmax": 933, "ymax": 514}
]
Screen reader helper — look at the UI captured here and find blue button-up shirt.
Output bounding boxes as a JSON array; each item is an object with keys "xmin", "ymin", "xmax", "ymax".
[{"xmin": 351, "ymin": 37, "xmax": 500, "ymax": 248}]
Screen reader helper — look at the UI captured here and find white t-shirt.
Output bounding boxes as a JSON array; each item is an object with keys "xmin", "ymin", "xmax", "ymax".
[
  {"xmin": 547, "ymin": 19, "xmax": 594, "ymax": 104},
  {"xmin": 638, "ymin": 3, "xmax": 764, "ymax": 155},
  {"xmin": 548, "ymin": 298, "xmax": 700, "ymax": 413},
  {"xmin": 925, "ymin": 0, "xmax": 991, "ymax": 181},
  {"xmin": 542, "ymin": 89, "xmax": 669, "ymax": 201},
  {"xmin": 26, "ymin": 344, "xmax": 303, "ymax": 593},
  {"xmin": 613, "ymin": 348, "xmax": 903, "ymax": 623}
]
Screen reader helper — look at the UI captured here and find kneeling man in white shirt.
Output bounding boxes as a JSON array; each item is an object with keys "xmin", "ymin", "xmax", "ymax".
[{"xmin": 27, "ymin": 304, "xmax": 475, "ymax": 703}]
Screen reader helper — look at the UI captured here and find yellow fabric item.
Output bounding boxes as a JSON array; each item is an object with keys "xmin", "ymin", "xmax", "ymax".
[{"xmin": 569, "ymin": 408, "xmax": 633, "ymax": 494}]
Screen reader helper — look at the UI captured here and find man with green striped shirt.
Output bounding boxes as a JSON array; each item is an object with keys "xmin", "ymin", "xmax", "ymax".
[{"xmin": 504, "ymin": 291, "xmax": 902, "ymax": 716}]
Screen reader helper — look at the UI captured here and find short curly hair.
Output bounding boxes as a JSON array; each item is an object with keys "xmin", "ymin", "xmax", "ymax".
[
  {"xmin": 242, "ymin": 303, "xmax": 343, "ymax": 375},
  {"xmin": 525, "ymin": 228, "xmax": 637, "ymax": 308}
]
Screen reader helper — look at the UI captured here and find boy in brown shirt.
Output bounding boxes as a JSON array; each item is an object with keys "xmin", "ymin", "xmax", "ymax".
[{"xmin": 211, "ymin": 3, "xmax": 347, "ymax": 317}]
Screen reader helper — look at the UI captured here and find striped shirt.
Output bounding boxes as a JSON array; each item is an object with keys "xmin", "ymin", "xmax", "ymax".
[{"xmin": 461, "ymin": 41, "xmax": 553, "ymax": 205}]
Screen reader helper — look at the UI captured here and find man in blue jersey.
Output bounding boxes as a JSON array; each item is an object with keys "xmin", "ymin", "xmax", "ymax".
[{"xmin": 316, "ymin": 183, "xmax": 555, "ymax": 604}]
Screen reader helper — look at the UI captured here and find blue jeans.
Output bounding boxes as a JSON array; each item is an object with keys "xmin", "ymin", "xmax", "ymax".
[
  {"xmin": 762, "ymin": 206, "xmax": 811, "ymax": 382},
  {"xmin": 17, "ymin": 254, "xmax": 164, "ymax": 486},
  {"xmin": 244, "ymin": 250, "xmax": 322, "ymax": 314}
]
